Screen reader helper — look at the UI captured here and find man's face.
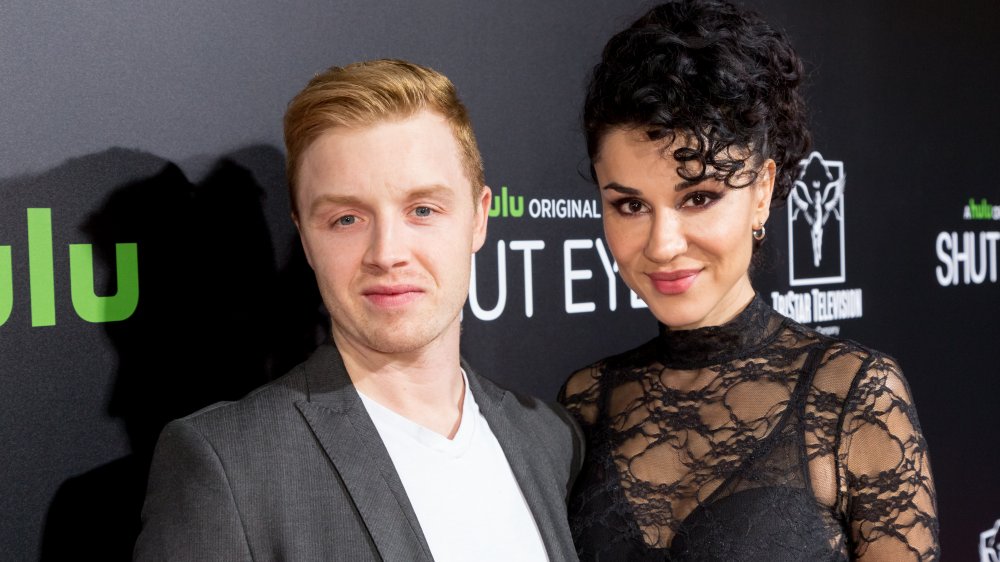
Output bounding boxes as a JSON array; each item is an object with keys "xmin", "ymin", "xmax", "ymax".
[{"xmin": 294, "ymin": 109, "xmax": 490, "ymax": 355}]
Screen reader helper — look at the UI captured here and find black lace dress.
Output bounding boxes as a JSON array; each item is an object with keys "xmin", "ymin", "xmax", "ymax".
[{"xmin": 559, "ymin": 296, "xmax": 939, "ymax": 561}]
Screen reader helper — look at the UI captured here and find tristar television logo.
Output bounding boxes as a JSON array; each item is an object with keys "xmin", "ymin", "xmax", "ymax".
[
  {"xmin": 788, "ymin": 151, "xmax": 846, "ymax": 286},
  {"xmin": 771, "ymin": 151, "xmax": 863, "ymax": 330},
  {"xmin": 982, "ymin": 519, "xmax": 1000, "ymax": 562}
]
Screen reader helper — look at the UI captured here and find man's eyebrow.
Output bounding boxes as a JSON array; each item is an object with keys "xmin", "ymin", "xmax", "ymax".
[
  {"xmin": 406, "ymin": 185, "xmax": 455, "ymax": 200},
  {"xmin": 306, "ymin": 185, "xmax": 456, "ymax": 215},
  {"xmin": 308, "ymin": 193, "xmax": 363, "ymax": 214}
]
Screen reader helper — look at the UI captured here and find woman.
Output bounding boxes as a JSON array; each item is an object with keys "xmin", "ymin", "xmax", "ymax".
[{"xmin": 559, "ymin": 1, "xmax": 939, "ymax": 560}]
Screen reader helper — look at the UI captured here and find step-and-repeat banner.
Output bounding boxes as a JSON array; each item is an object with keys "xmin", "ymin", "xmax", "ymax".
[{"xmin": 2, "ymin": 1, "xmax": 997, "ymax": 560}]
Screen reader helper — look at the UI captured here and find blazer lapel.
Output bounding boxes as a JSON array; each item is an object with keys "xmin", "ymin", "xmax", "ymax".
[
  {"xmin": 465, "ymin": 361, "xmax": 579, "ymax": 562},
  {"xmin": 295, "ymin": 344, "xmax": 433, "ymax": 562}
]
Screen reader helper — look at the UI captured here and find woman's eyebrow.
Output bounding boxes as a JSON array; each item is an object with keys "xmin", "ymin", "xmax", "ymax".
[
  {"xmin": 601, "ymin": 182, "xmax": 640, "ymax": 195},
  {"xmin": 602, "ymin": 180, "xmax": 698, "ymax": 194}
]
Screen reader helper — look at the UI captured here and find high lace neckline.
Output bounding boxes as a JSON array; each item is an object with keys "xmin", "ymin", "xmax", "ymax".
[{"xmin": 655, "ymin": 294, "xmax": 781, "ymax": 369}]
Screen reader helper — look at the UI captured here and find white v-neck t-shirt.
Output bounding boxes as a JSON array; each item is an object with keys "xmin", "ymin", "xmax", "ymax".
[{"xmin": 358, "ymin": 371, "xmax": 549, "ymax": 562}]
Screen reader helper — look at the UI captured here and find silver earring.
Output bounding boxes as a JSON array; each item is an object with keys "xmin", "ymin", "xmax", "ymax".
[{"xmin": 752, "ymin": 223, "xmax": 766, "ymax": 241}]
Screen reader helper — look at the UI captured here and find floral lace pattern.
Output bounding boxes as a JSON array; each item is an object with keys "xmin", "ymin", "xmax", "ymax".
[{"xmin": 560, "ymin": 296, "xmax": 939, "ymax": 561}]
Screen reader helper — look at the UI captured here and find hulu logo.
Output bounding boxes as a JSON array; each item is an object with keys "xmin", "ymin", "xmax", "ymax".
[
  {"xmin": 964, "ymin": 198, "xmax": 999, "ymax": 220},
  {"xmin": 0, "ymin": 208, "xmax": 139, "ymax": 327},
  {"xmin": 489, "ymin": 186, "xmax": 524, "ymax": 218}
]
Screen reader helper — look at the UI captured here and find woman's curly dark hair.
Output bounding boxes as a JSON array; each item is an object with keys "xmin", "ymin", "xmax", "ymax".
[{"xmin": 584, "ymin": 0, "xmax": 811, "ymax": 205}]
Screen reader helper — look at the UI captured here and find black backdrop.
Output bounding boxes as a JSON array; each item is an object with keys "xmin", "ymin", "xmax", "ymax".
[{"xmin": 2, "ymin": 1, "xmax": 997, "ymax": 560}]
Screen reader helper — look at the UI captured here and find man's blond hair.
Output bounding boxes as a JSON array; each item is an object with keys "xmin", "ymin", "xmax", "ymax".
[{"xmin": 283, "ymin": 59, "xmax": 485, "ymax": 214}]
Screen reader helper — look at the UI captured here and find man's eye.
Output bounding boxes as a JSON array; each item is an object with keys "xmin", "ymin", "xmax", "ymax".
[
  {"xmin": 414, "ymin": 206, "xmax": 433, "ymax": 217},
  {"xmin": 336, "ymin": 215, "xmax": 357, "ymax": 226}
]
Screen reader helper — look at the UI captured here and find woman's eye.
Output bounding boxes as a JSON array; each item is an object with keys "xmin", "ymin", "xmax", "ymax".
[
  {"xmin": 615, "ymin": 198, "xmax": 647, "ymax": 215},
  {"xmin": 336, "ymin": 215, "xmax": 357, "ymax": 226},
  {"xmin": 414, "ymin": 206, "xmax": 433, "ymax": 217},
  {"xmin": 682, "ymin": 191, "xmax": 719, "ymax": 208}
]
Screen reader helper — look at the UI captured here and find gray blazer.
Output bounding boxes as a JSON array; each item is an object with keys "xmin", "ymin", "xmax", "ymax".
[{"xmin": 134, "ymin": 343, "xmax": 583, "ymax": 561}]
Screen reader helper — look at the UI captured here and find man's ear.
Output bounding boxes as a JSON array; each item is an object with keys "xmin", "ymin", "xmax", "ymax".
[
  {"xmin": 472, "ymin": 185, "xmax": 492, "ymax": 253},
  {"xmin": 291, "ymin": 212, "xmax": 314, "ymax": 269}
]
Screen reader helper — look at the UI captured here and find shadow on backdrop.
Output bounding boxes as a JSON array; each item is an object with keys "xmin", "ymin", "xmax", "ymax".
[{"xmin": 38, "ymin": 147, "xmax": 327, "ymax": 561}]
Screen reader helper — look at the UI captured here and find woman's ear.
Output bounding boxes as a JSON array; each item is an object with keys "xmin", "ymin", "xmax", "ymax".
[{"xmin": 755, "ymin": 159, "xmax": 777, "ymax": 225}]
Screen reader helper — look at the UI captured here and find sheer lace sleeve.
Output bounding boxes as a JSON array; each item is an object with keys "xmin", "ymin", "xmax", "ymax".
[
  {"xmin": 558, "ymin": 365, "xmax": 602, "ymax": 427},
  {"xmin": 839, "ymin": 353, "xmax": 939, "ymax": 561}
]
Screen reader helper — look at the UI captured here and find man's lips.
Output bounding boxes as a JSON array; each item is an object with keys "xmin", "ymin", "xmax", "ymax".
[
  {"xmin": 646, "ymin": 269, "xmax": 700, "ymax": 295},
  {"xmin": 362, "ymin": 285, "xmax": 424, "ymax": 307}
]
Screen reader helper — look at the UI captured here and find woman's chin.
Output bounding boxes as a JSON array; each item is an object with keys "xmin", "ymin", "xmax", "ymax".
[{"xmin": 647, "ymin": 300, "xmax": 711, "ymax": 331}]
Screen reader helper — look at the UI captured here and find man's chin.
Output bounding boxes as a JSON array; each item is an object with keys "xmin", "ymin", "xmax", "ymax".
[
  {"xmin": 331, "ymin": 305, "xmax": 462, "ymax": 355},
  {"xmin": 364, "ymin": 336, "xmax": 431, "ymax": 354},
  {"xmin": 354, "ymin": 324, "xmax": 444, "ymax": 355}
]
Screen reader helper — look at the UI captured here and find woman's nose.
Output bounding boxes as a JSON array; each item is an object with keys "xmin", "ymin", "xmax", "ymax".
[{"xmin": 643, "ymin": 212, "xmax": 687, "ymax": 263}]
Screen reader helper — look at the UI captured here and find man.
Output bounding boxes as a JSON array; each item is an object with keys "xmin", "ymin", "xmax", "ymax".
[{"xmin": 134, "ymin": 59, "xmax": 582, "ymax": 561}]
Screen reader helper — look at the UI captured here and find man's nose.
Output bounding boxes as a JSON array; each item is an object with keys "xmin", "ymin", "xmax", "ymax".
[
  {"xmin": 363, "ymin": 217, "xmax": 409, "ymax": 271},
  {"xmin": 643, "ymin": 211, "xmax": 687, "ymax": 263}
]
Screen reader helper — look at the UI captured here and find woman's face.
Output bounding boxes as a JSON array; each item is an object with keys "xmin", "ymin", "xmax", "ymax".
[{"xmin": 595, "ymin": 128, "xmax": 774, "ymax": 330}]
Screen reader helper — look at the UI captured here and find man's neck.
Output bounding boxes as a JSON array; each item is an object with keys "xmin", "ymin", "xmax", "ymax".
[{"xmin": 333, "ymin": 321, "xmax": 466, "ymax": 439}]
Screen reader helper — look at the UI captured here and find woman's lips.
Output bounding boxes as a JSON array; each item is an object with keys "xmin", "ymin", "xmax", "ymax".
[
  {"xmin": 647, "ymin": 270, "xmax": 700, "ymax": 295},
  {"xmin": 362, "ymin": 285, "xmax": 424, "ymax": 307}
]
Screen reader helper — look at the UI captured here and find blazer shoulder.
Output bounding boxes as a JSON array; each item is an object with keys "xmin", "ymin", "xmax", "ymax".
[
  {"xmin": 472, "ymin": 369, "xmax": 572, "ymax": 428},
  {"xmin": 176, "ymin": 361, "xmax": 311, "ymax": 440},
  {"xmin": 507, "ymin": 385, "xmax": 578, "ymax": 432},
  {"xmin": 470, "ymin": 370, "xmax": 584, "ymax": 469}
]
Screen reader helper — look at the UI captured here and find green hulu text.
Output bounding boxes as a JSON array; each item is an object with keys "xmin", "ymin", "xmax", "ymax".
[
  {"xmin": 489, "ymin": 186, "xmax": 524, "ymax": 218},
  {"xmin": 0, "ymin": 208, "xmax": 139, "ymax": 327}
]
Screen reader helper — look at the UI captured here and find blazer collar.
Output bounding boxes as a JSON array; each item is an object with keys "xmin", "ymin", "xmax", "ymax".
[{"xmin": 294, "ymin": 343, "xmax": 433, "ymax": 562}]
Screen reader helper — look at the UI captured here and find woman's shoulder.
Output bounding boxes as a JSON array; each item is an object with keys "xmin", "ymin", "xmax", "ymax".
[
  {"xmin": 558, "ymin": 336, "xmax": 659, "ymax": 424},
  {"xmin": 785, "ymin": 321, "xmax": 913, "ymax": 406},
  {"xmin": 563, "ymin": 336, "xmax": 660, "ymax": 388}
]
